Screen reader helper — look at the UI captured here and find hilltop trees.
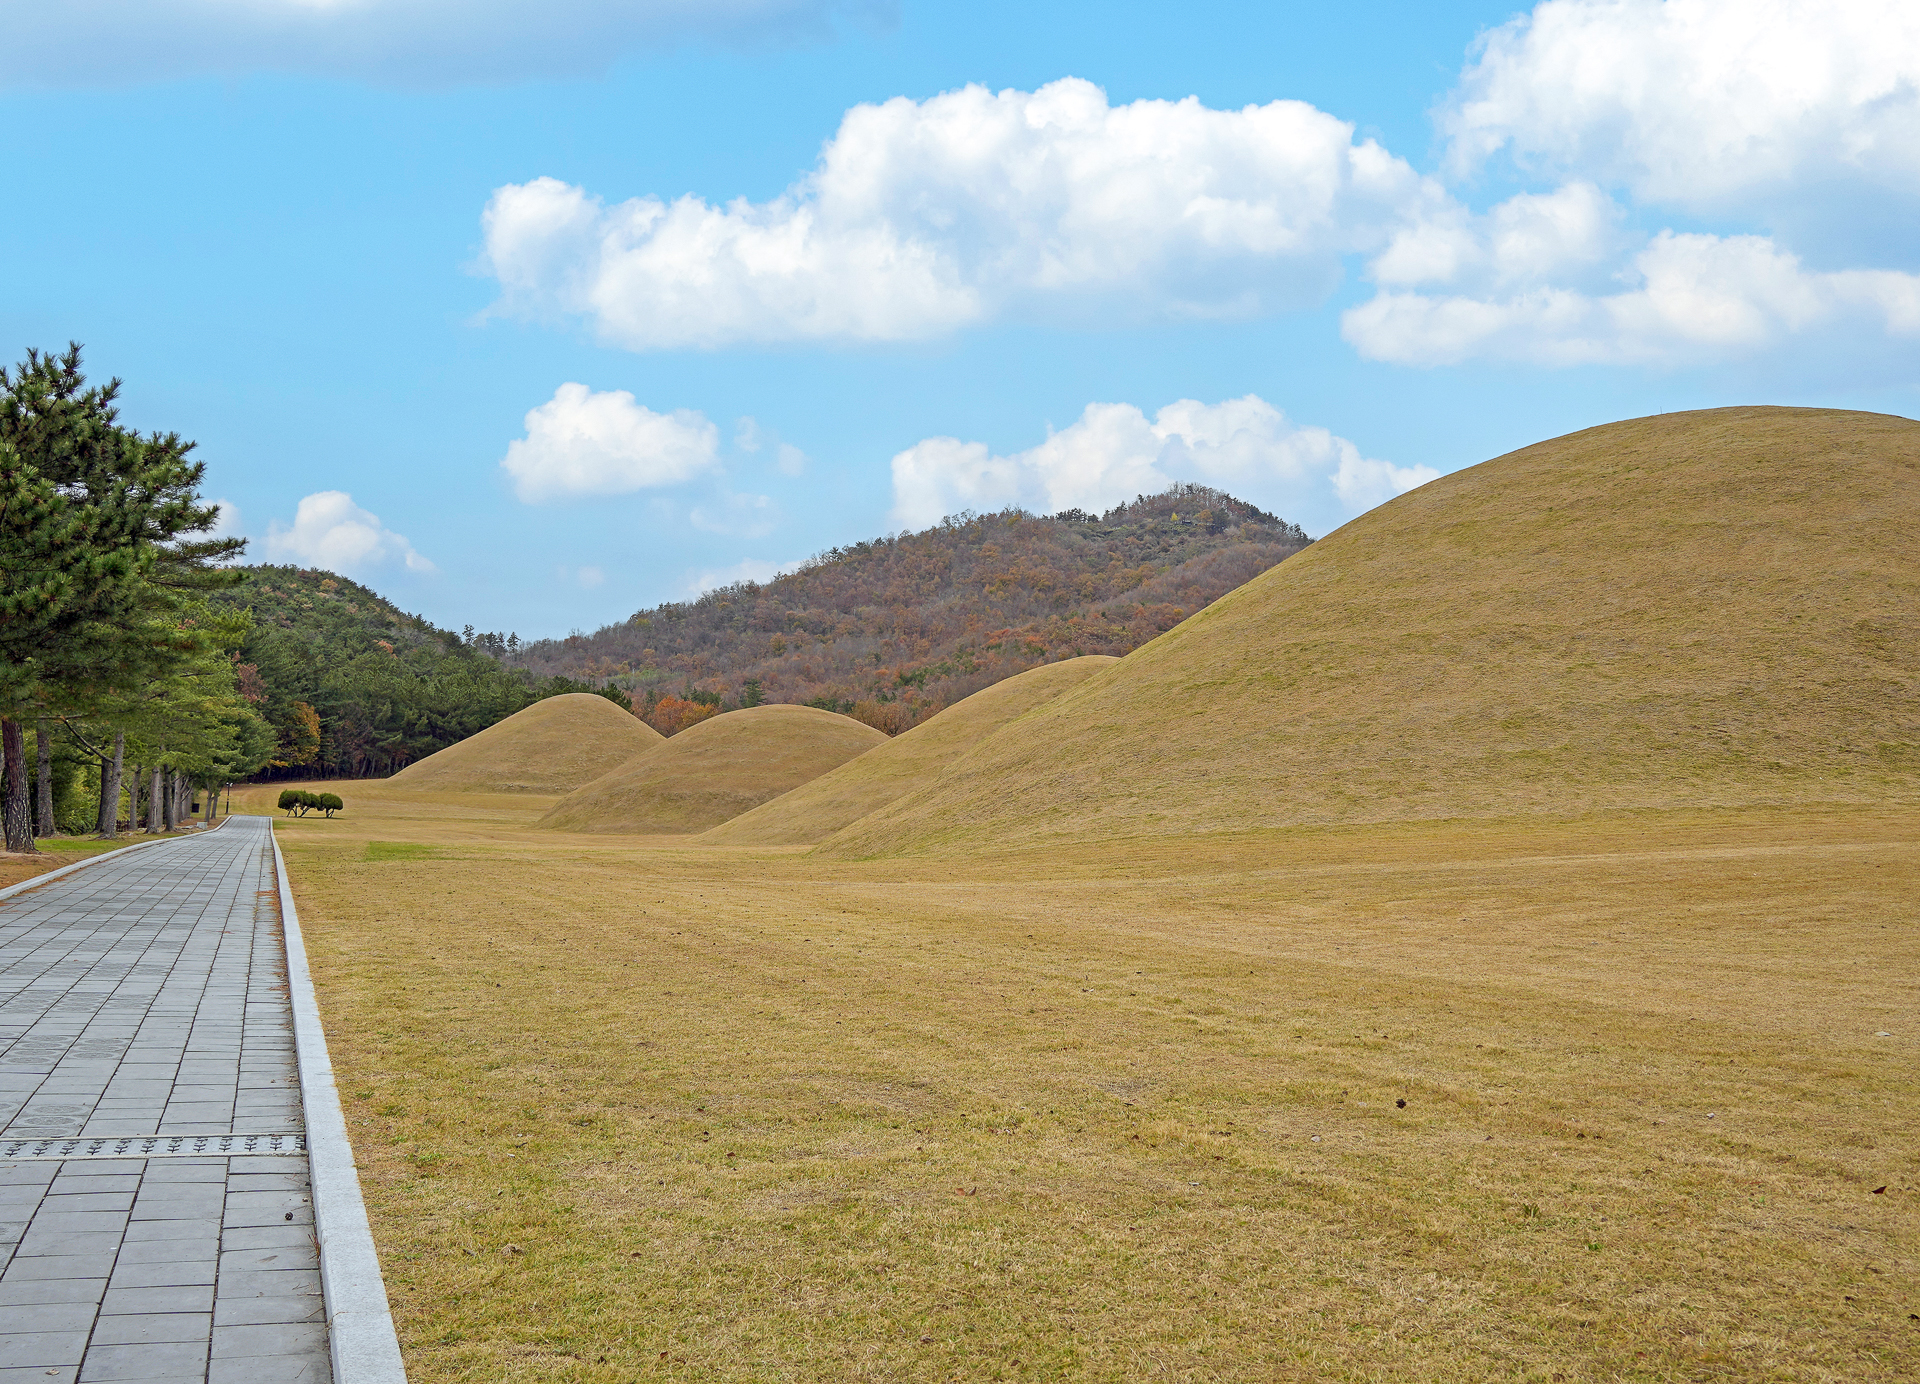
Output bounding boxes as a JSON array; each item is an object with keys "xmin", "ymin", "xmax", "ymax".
[
  {"xmin": 195, "ymin": 486, "xmax": 1310, "ymax": 762},
  {"xmin": 213, "ymin": 567, "xmax": 622, "ymax": 779},
  {"xmin": 508, "ymin": 485, "xmax": 1311, "ymax": 732},
  {"xmin": 0, "ymin": 346, "xmax": 275, "ymax": 849}
]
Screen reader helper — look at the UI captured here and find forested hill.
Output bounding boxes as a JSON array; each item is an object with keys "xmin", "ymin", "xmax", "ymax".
[
  {"xmin": 508, "ymin": 485, "xmax": 1310, "ymax": 731},
  {"xmin": 221, "ymin": 566, "xmax": 442, "ymax": 654},
  {"xmin": 210, "ymin": 566, "xmax": 581, "ymax": 779}
]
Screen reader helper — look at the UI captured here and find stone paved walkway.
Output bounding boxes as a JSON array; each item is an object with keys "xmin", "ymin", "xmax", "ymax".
[{"xmin": 0, "ymin": 817, "xmax": 330, "ymax": 1383}]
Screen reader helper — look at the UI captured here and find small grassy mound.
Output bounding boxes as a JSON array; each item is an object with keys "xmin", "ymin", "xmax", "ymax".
[
  {"xmin": 827, "ymin": 406, "xmax": 1920, "ymax": 857},
  {"xmin": 700, "ymin": 656, "xmax": 1119, "ymax": 846},
  {"xmin": 387, "ymin": 693, "xmax": 661, "ymax": 795},
  {"xmin": 537, "ymin": 704, "xmax": 886, "ymax": 835}
]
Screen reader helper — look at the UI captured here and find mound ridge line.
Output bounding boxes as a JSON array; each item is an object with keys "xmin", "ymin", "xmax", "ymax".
[
  {"xmin": 822, "ymin": 407, "xmax": 1920, "ymax": 859},
  {"xmin": 699, "ymin": 655, "xmax": 1118, "ymax": 846},
  {"xmin": 539, "ymin": 703, "xmax": 887, "ymax": 835},
  {"xmin": 386, "ymin": 692, "xmax": 662, "ymax": 796}
]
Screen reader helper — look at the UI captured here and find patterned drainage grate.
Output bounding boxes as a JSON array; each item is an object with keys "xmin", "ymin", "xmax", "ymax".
[{"xmin": 1, "ymin": 1132, "xmax": 307, "ymax": 1161}]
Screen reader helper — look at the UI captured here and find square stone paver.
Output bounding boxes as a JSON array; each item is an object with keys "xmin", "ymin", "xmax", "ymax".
[{"xmin": 0, "ymin": 821, "xmax": 332, "ymax": 1384}]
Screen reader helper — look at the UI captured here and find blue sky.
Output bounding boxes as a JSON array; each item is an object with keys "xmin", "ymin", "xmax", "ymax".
[{"xmin": 5, "ymin": 0, "xmax": 1916, "ymax": 639}]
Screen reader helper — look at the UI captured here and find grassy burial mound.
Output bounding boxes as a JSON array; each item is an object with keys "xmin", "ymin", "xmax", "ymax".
[
  {"xmin": 385, "ymin": 693, "xmax": 662, "ymax": 795},
  {"xmin": 538, "ymin": 704, "xmax": 887, "ymax": 834},
  {"xmin": 828, "ymin": 406, "xmax": 1920, "ymax": 857},
  {"xmin": 699, "ymin": 655, "xmax": 1119, "ymax": 846}
]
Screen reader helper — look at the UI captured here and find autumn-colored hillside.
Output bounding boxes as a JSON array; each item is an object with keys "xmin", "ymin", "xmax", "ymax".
[{"xmin": 509, "ymin": 485, "xmax": 1310, "ymax": 728}]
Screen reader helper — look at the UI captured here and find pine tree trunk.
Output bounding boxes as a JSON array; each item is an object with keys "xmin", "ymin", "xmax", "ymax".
[
  {"xmin": 148, "ymin": 766, "xmax": 163, "ymax": 834},
  {"xmin": 35, "ymin": 720, "xmax": 55, "ymax": 837},
  {"xmin": 1, "ymin": 719, "xmax": 35, "ymax": 854},
  {"xmin": 100, "ymin": 733, "xmax": 125, "ymax": 838}
]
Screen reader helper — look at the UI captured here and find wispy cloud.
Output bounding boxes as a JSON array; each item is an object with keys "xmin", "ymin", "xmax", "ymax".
[
  {"xmin": 681, "ymin": 556, "xmax": 793, "ymax": 598},
  {"xmin": 0, "ymin": 0, "xmax": 893, "ymax": 87}
]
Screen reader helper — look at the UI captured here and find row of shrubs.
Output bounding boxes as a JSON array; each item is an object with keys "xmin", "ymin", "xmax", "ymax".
[{"xmin": 277, "ymin": 789, "xmax": 344, "ymax": 817}]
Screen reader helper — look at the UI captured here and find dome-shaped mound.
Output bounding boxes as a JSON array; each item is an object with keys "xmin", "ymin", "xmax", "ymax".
[
  {"xmin": 824, "ymin": 407, "xmax": 1920, "ymax": 858},
  {"xmin": 388, "ymin": 693, "xmax": 662, "ymax": 795},
  {"xmin": 698, "ymin": 656, "xmax": 1120, "ymax": 846},
  {"xmin": 537, "ymin": 704, "xmax": 888, "ymax": 834}
]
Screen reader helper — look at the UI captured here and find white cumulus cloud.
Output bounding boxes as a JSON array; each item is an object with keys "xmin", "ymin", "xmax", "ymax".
[
  {"xmin": 1369, "ymin": 182, "xmax": 1626, "ymax": 291},
  {"xmin": 479, "ymin": 77, "xmax": 1443, "ymax": 348},
  {"xmin": 264, "ymin": 491, "xmax": 434, "ymax": 575},
  {"xmin": 1442, "ymin": 0, "xmax": 1920, "ymax": 213},
  {"xmin": 888, "ymin": 396, "xmax": 1433, "ymax": 530},
  {"xmin": 502, "ymin": 382, "xmax": 718, "ymax": 502},
  {"xmin": 0, "ymin": 0, "xmax": 887, "ymax": 87},
  {"xmin": 1344, "ymin": 229, "xmax": 1920, "ymax": 366},
  {"xmin": 206, "ymin": 499, "xmax": 244, "ymax": 542}
]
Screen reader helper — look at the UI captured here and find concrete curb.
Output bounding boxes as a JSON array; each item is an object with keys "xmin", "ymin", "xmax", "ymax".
[
  {"xmin": 0, "ymin": 816, "xmax": 230, "ymax": 906},
  {"xmin": 270, "ymin": 820, "xmax": 410, "ymax": 1384}
]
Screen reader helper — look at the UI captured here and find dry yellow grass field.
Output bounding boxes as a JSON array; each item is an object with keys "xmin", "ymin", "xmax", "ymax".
[
  {"xmin": 702, "ymin": 656, "xmax": 1119, "ymax": 847},
  {"xmin": 829, "ymin": 407, "xmax": 1920, "ymax": 858},
  {"xmin": 245, "ymin": 781, "xmax": 1918, "ymax": 1384},
  {"xmin": 538, "ymin": 704, "xmax": 887, "ymax": 834},
  {"xmin": 239, "ymin": 407, "xmax": 1918, "ymax": 1382},
  {"xmin": 390, "ymin": 693, "xmax": 663, "ymax": 795}
]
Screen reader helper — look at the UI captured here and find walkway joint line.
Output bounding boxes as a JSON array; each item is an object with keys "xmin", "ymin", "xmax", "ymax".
[{"xmin": 0, "ymin": 814, "xmax": 231, "ymax": 907}]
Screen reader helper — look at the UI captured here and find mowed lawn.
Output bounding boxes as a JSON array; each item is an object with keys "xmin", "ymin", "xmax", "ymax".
[
  {"xmin": 0, "ymin": 832, "xmax": 186, "ymax": 891},
  {"xmin": 236, "ymin": 785, "xmax": 1919, "ymax": 1382}
]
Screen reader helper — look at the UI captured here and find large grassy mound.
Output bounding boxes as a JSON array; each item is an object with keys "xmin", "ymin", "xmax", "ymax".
[
  {"xmin": 698, "ymin": 656, "xmax": 1119, "ymax": 846},
  {"xmin": 538, "ymin": 704, "xmax": 887, "ymax": 835},
  {"xmin": 827, "ymin": 407, "xmax": 1920, "ymax": 857},
  {"xmin": 387, "ymin": 694, "xmax": 662, "ymax": 795}
]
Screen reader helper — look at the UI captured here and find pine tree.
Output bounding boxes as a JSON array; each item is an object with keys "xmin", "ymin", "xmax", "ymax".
[{"xmin": 0, "ymin": 346, "xmax": 243, "ymax": 849}]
